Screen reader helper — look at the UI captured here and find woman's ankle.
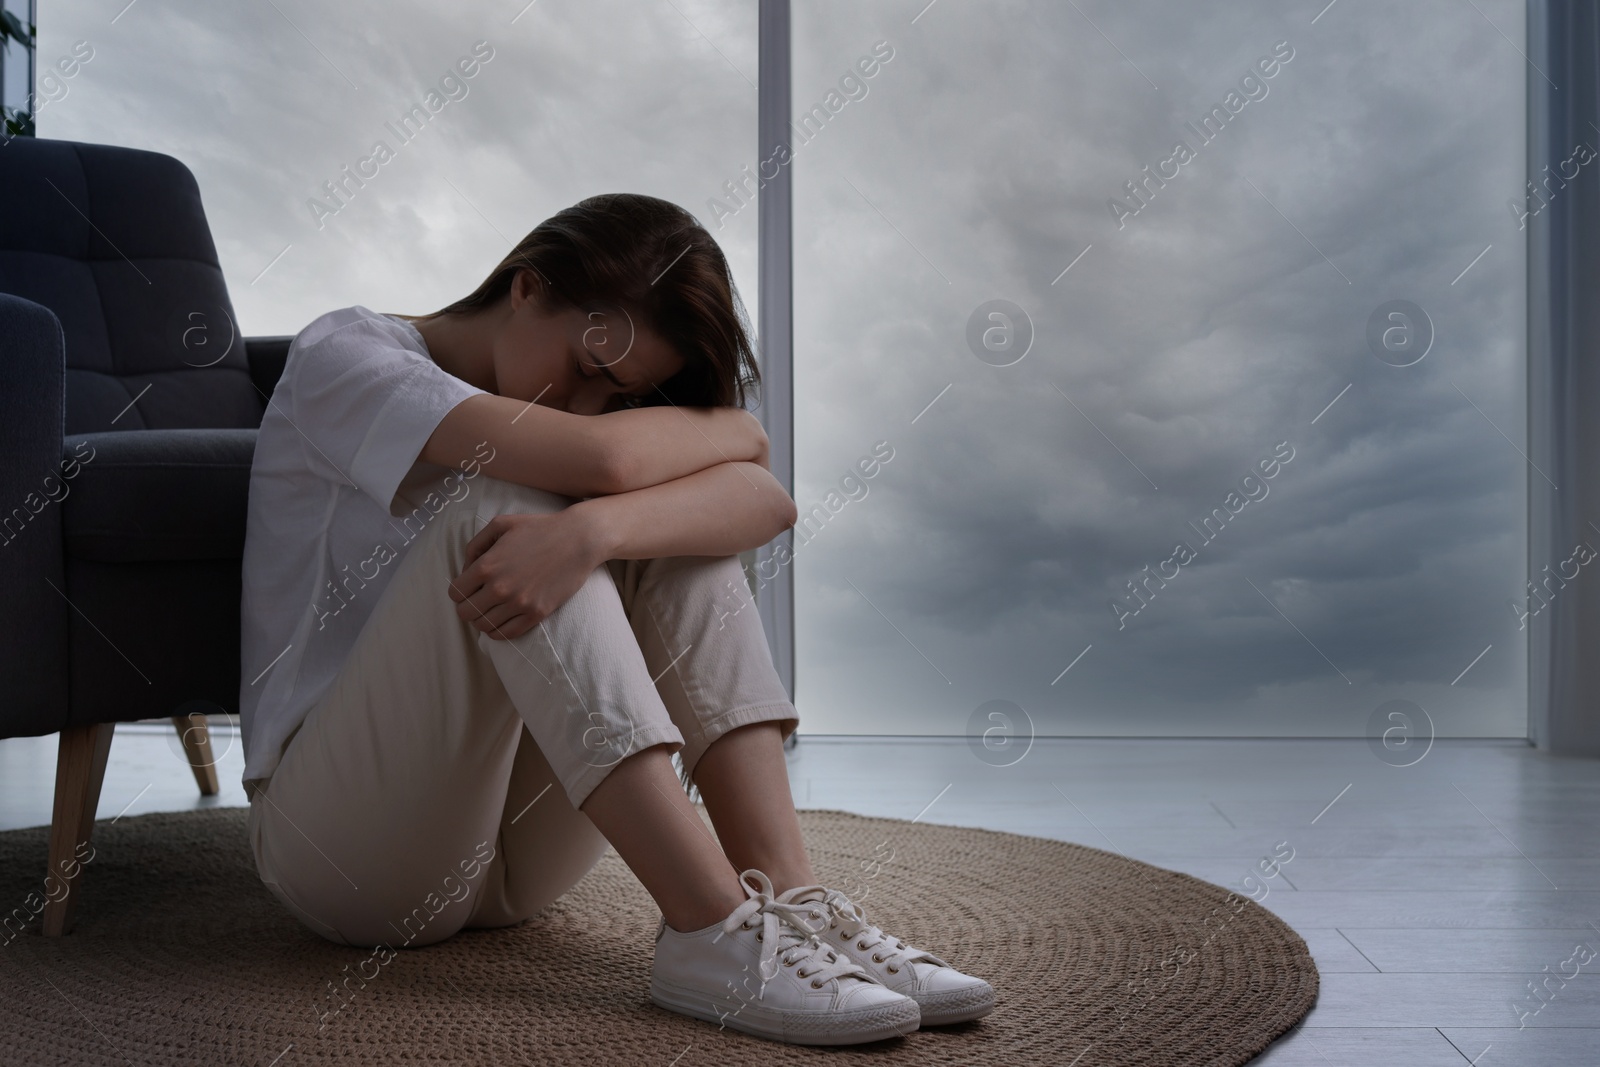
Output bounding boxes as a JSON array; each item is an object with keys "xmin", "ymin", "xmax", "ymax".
[
  {"xmin": 663, "ymin": 883, "xmax": 747, "ymax": 933},
  {"xmin": 580, "ymin": 745, "xmax": 748, "ymax": 930}
]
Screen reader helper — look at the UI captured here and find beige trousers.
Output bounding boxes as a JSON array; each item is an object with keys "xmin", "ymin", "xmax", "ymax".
[{"xmin": 246, "ymin": 475, "xmax": 798, "ymax": 949}]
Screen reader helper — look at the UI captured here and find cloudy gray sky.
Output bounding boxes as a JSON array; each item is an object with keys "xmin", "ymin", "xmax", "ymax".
[{"xmin": 43, "ymin": 0, "xmax": 1529, "ymax": 739}]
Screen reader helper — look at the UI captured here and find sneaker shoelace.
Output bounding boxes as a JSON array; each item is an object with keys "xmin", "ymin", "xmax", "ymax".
[
  {"xmin": 822, "ymin": 888, "xmax": 941, "ymax": 976},
  {"xmin": 713, "ymin": 871, "xmax": 871, "ymax": 1001}
]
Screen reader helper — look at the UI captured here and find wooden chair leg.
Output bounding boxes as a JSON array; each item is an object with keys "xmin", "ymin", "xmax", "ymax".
[
  {"xmin": 171, "ymin": 712, "xmax": 220, "ymax": 797},
  {"xmin": 41, "ymin": 722, "xmax": 115, "ymax": 937}
]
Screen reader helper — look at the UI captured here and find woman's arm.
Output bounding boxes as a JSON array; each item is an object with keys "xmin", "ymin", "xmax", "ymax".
[
  {"xmin": 421, "ymin": 394, "xmax": 768, "ymax": 498},
  {"xmin": 573, "ymin": 460, "xmax": 796, "ymax": 560}
]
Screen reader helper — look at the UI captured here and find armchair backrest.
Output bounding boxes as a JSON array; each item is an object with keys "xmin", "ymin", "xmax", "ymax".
[{"xmin": 0, "ymin": 137, "xmax": 264, "ymax": 435}]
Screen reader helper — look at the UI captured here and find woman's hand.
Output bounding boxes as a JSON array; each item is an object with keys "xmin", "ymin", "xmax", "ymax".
[{"xmin": 447, "ymin": 509, "xmax": 609, "ymax": 640}]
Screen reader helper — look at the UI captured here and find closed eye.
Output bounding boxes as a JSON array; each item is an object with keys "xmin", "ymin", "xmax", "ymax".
[{"xmin": 576, "ymin": 345, "xmax": 649, "ymax": 400}]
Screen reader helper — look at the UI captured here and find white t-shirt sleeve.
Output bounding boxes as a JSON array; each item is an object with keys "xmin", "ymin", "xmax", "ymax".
[{"xmin": 287, "ymin": 313, "xmax": 488, "ymax": 515}]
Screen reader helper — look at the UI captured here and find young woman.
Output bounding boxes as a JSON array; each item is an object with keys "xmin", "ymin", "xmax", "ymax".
[{"xmin": 238, "ymin": 193, "xmax": 994, "ymax": 1046}]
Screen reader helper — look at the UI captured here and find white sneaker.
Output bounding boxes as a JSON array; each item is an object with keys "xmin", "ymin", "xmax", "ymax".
[
  {"xmin": 776, "ymin": 883, "xmax": 996, "ymax": 1026},
  {"xmin": 649, "ymin": 869, "xmax": 921, "ymax": 1045}
]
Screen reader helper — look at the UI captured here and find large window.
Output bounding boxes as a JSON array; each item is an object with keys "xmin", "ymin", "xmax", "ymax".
[
  {"xmin": 791, "ymin": 0, "xmax": 1527, "ymax": 738},
  {"xmin": 40, "ymin": 1, "xmax": 1529, "ymax": 740}
]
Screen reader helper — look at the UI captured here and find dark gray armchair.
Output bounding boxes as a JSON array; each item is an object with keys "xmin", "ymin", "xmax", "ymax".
[{"xmin": 0, "ymin": 137, "xmax": 292, "ymax": 934}]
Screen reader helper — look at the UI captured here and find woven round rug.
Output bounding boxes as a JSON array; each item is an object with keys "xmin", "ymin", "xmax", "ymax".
[{"xmin": 0, "ymin": 806, "xmax": 1316, "ymax": 1065}]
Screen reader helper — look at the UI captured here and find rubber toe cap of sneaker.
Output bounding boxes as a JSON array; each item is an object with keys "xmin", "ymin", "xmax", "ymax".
[
  {"xmin": 837, "ymin": 977, "xmax": 917, "ymax": 1012},
  {"xmin": 916, "ymin": 966, "xmax": 991, "ymax": 996}
]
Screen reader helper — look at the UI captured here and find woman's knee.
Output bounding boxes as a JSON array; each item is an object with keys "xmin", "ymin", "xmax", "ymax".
[
  {"xmin": 466, "ymin": 475, "xmax": 579, "ymax": 520},
  {"xmin": 390, "ymin": 473, "xmax": 578, "ymax": 584}
]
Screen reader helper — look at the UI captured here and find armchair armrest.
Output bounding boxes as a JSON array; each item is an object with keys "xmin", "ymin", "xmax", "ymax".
[{"xmin": 0, "ymin": 293, "xmax": 71, "ymax": 737}]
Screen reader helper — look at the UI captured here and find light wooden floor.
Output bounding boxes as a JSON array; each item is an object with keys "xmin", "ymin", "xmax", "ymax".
[{"xmin": 2, "ymin": 728, "xmax": 1596, "ymax": 1065}]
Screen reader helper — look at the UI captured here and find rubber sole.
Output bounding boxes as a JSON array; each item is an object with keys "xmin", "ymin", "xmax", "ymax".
[
  {"xmin": 915, "ymin": 983, "xmax": 997, "ymax": 1026},
  {"xmin": 649, "ymin": 977, "xmax": 921, "ymax": 1045}
]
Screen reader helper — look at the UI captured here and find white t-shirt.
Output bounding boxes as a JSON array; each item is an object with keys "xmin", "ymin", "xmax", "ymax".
[{"xmin": 238, "ymin": 304, "xmax": 489, "ymax": 788}]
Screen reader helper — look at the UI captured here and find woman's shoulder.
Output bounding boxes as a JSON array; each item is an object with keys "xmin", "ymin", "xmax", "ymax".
[
  {"xmin": 292, "ymin": 304, "xmax": 421, "ymax": 353},
  {"xmin": 278, "ymin": 306, "xmax": 432, "ymax": 389}
]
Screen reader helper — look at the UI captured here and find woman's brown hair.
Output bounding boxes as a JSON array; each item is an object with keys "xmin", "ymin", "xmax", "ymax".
[{"xmin": 405, "ymin": 193, "xmax": 760, "ymax": 410}]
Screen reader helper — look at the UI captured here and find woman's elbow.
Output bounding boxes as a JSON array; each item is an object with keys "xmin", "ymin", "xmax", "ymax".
[
  {"xmin": 594, "ymin": 441, "xmax": 637, "ymax": 496},
  {"xmin": 772, "ymin": 488, "xmax": 798, "ymax": 532}
]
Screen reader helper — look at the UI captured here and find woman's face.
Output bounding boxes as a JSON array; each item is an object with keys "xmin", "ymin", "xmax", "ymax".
[{"xmin": 494, "ymin": 268, "xmax": 685, "ymax": 416}]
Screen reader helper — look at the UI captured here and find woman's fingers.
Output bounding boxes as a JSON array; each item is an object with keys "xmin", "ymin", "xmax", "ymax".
[
  {"xmin": 450, "ymin": 540, "xmax": 500, "ymax": 603},
  {"xmin": 474, "ymin": 605, "xmax": 537, "ymax": 639},
  {"xmin": 484, "ymin": 613, "xmax": 535, "ymax": 640},
  {"xmin": 446, "ymin": 570, "xmax": 484, "ymax": 604},
  {"xmin": 463, "ymin": 515, "xmax": 506, "ymax": 565},
  {"xmin": 460, "ymin": 596, "xmax": 518, "ymax": 633}
]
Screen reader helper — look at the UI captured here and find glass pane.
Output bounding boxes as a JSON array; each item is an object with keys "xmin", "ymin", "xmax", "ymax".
[
  {"xmin": 37, "ymin": 0, "xmax": 758, "ymax": 336},
  {"xmin": 793, "ymin": 0, "xmax": 1527, "ymax": 740},
  {"xmin": 1, "ymin": 1, "xmax": 33, "ymax": 120}
]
